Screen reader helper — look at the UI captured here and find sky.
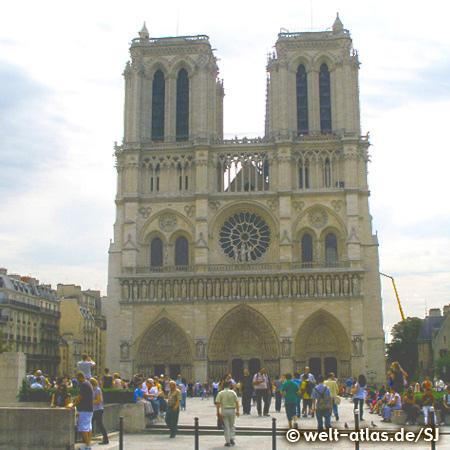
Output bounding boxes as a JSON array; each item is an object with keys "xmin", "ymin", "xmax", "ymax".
[{"xmin": 1, "ymin": 0, "xmax": 450, "ymax": 335}]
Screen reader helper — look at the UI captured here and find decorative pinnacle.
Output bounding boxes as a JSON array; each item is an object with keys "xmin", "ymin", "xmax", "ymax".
[
  {"xmin": 332, "ymin": 13, "xmax": 344, "ymax": 34},
  {"xmin": 139, "ymin": 22, "xmax": 149, "ymax": 39}
]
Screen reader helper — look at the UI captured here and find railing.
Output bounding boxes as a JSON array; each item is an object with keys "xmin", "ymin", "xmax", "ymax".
[
  {"xmin": 0, "ymin": 298, "xmax": 41, "ymax": 312},
  {"xmin": 131, "ymin": 34, "xmax": 210, "ymax": 46},
  {"xmin": 124, "ymin": 260, "xmax": 350, "ymax": 276}
]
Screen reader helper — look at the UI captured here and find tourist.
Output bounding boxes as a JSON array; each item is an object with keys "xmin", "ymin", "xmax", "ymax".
[
  {"xmin": 422, "ymin": 376, "xmax": 432, "ymax": 391},
  {"xmin": 100, "ymin": 368, "xmax": 113, "ymax": 389},
  {"xmin": 388, "ymin": 362, "xmax": 407, "ymax": 393},
  {"xmin": 211, "ymin": 378, "xmax": 220, "ymax": 403},
  {"xmin": 30, "ymin": 378, "xmax": 44, "ymax": 389},
  {"xmin": 50, "ymin": 382, "xmax": 71, "ymax": 408},
  {"xmin": 26, "ymin": 371, "xmax": 35, "ymax": 387},
  {"xmin": 77, "ymin": 354, "xmax": 96, "ymax": 380},
  {"xmin": 69, "ymin": 371, "xmax": 94, "ymax": 450},
  {"xmin": 381, "ymin": 387, "xmax": 402, "ymax": 423},
  {"xmin": 64, "ymin": 374, "xmax": 73, "ymax": 388},
  {"xmin": 216, "ymin": 381, "xmax": 239, "ymax": 447},
  {"xmin": 301, "ymin": 366, "xmax": 316, "ymax": 383},
  {"xmin": 179, "ymin": 378, "xmax": 187, "ymax": 411},
  {"xmin": 35, "ymin": 370, "xmax": 47, "ymax": 387},
  {"xmin": 90, "ymin": 378, "xmax": 109, "ymax": 445},
  {"xmin": 300, "ymin": 373, "xmax": 314, "ymax": 417},
  {"xmin": 241, "ymin": 369, "xmax": 253, "ymax": 415},
  {"xmin": 112, "ymin": 373, "xmax": 124, "ymax": 389},
  {"xmin": 422, "ymin": 387, "xmax": 435, "ymax": 425},
  {"xmin": 201, "ymin": 382, "xmax": 209, "ymax": 399},
  {"xmin": 370, "ymin": 386, "xmax": 388, "ymax": 415},
  {"xmin": 164, "ymin": 375, "xmax": 171, "ymax": 396},
  {"xmin": 345, "ymin": 377, "xmax": 353, "ymax": 397},
  {"xmin": 280, "ymin": 373, "xmax": 299, "ymax": 429},
  {"xmin": 165, "ymin": 381, "xmax": 181, "ymax": 438},
  {"xmin": 143, "ymin": 378, "xmax": 160, "ymax": 423},
  {"xmin": 293, "ymin": 372, "xmax": 302, "ymax": 417},
  {"xmin": 133, "ymin": 380, "xmax": 153, "ymax": 417},
  {"xmin": 352, "ymin": 375, "xmax": 367, "ymax": 421},
  {"xmin": 311, "ymin": 375, "xmax": 332, "ymax": 430},
  {"xmin": 439, "ymin": 384, "xmax": 450, "ymax": 425},
  {"xmin": 187, "ymin": 380, "xmax": 194, "ymax": 398},
  {"xmin": 324, "ymin": 372, "xmax": 340, "ymax": 421},
  {"xmin": 273, "ymin": 375, "xmax": 283, "ymax": 413},
  {"xmin": 402, "ymin": 387, "xmax": 420, "ymax": 425},
  {"xmin": 195, "ymin": 380, "xmax": 201, "ymax": 397},
  {"xmin": 435, "ymin": 375, "xmax": 445, "ymax": 393},
  {"xmin": 253, "ymin": 368, "xmax": 271, "ymax": 417},
  {"xmin": 176, "ymin": 374, "xmax": 182, "ymax": 386}
]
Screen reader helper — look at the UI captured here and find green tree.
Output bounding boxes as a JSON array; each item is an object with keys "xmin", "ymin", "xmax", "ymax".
[
  {"xmin": 386, "ymin": 317, "xmax": 423, "ymax": 380},
  {"xmin": 436, "ymin": 354, "xmax": 450, "ymax": 379},
  {"xmin": 0, "ymin": 329, "xmax": 11, "ymax": 353}
]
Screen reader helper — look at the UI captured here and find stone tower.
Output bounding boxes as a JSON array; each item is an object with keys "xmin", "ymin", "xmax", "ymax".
[{"xmin": 106, "ymin": 17, "xmax": 385, "ymax": 385}]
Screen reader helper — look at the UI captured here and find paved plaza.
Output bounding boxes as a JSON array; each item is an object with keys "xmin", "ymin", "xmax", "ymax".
[{"xmin": 79, "ymin": 396, "xmax": 450, "ymax": 450}]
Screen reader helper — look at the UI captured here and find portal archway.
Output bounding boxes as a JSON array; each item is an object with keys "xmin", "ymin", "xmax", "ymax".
[
  {"xmin": 208, "ymin": 305, "xmax": 280, "ymax": 381},
  {"xmin": 136, "ymin": 318, "xmax": 193, "ymax": 379},
  {"xmin": 294, "ymin": 309, "xmax": 350, "ymax": 378}
]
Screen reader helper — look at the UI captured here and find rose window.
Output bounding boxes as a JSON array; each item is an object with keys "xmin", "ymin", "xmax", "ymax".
[{"xmin": 219, "ymin": 212, "xmax": 270, "ymax": 262}]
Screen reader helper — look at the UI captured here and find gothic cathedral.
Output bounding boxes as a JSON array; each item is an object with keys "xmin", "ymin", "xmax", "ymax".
[{"xmin": 105, "ymin": 16, "xmax": 385, "ymax": 385}]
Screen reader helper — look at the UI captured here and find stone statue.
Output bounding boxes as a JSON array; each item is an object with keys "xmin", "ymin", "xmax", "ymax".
[
  {"xmin": 257, "ymin": 278, "xmax": 263, "ymax": 298},
  {"xmin": 281, "ymin": 338, "xmax": 292, "ymax": 357},
  {"xmin": 206, "ymin": 279, "xmax": 213, "ymax": 298},
  {"xmin": 157, "ymin": 281, "xmax": 163, "ymax": 299},
  {"xmin": 149, "ymin": 281, "xmax": 155, "ymax": 299},
  {"xmin": 196, "ymin": 340, "xmax": 206, "ymax": 359},
  {"xmin": 273, "ymin": 277, "xmax": 279, "ymax": 296},
  {"xmin": 198, "ymin": 279, "xmax": 204, "ymax": 299},
  {"xmin": 165, "ymin": 281, "xmax": 171, "ymax": 299},
  {"xmin": 173, "ymin": 280, "xmax": 179, "ymax": 299},
  {"xmin": 352, "ymin": 336, "xmax": 363, "ymax": 355},
  {"xmin": 120, "ymin": 341, "xmax": 130, "ymax": 360},
  {"xmin": 181, "ymin": 280, "xmax": 187, "ymax": 299},
  {"xmin": 231, "ymin": 278, "xmax": 238, "ymax": 297},
  {"xmin": 308, "ymin": 277, "xmax": 315, "ymax": 296},
  {"xmin": 265, "ymin": 277, "xmax": 271, "ymax": 297},
  {"xmin": 223, "ymin": 279, "xmax": 229, "ymax": 298},
  {"xmin": 317, "ymin": 277, "xmax": 323, "ymax": 296},
  {"xmin": 248, "ymin": 278, "xmax": 255, "ymax": 298},
  {"xmin": 291, "ymin": 277, "xmax": 298, "ymax": 296},
  {"xmin": 215, "ymin": 279, "xmax": 221, "ymax": 298},
  {"xmin": 343, "ymin": 276, "xmax": 349, "ymax": 295},
  {"xmin": 333, "ymin": 276, "xmax": 340, "ymax": 296},
  {"xmin": 300, "ymin": 277, "xmax": 306, "ymax": 296},
  {"xmin": 352, "ymin": 275, "xmax": 360, "ymax": 295},
  {"xmin": 326, "ymin": 276, "xmax": 332, "ymax": 295},
  {"xmin": 190, "ymin": 280, "xmax": 196, "ymax": 299},
  {"xmin": 282, "ymin": 277, "xmax": 289, "ymax": 296}
]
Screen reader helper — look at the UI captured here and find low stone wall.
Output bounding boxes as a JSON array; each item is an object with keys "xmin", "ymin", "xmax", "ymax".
[
  {"xmin": 0, "ymin": 403, "xmax": 148, "ymax": 449},
  {"xmin": 0, "ymin": 407, "xmax": 75, "ymax": 450}
]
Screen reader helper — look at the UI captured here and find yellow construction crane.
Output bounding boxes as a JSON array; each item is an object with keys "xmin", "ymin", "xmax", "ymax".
[{"xmin": 380, "ymin": 272, "xmax": 406, "ymax": 321}]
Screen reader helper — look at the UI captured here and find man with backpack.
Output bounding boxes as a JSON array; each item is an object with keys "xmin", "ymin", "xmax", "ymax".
[
  {"xmin": 311, "ymin": 375, "xmax": 332, "ymax": 430},
  {"xmin": 300, "ymin": 373, "xmax": 315, "ymax": 417}
]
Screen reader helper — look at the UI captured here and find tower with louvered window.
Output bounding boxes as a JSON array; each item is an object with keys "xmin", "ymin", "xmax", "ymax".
[{"xmin": 106, "ymin": 17, "xmax": 385, "ymax": 385}]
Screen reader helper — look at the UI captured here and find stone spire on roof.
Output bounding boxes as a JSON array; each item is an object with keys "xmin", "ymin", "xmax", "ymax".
[
  {"xmin": 139, "ymin": 22, "xmax": 149, "ymax": 40},
  {"xmin": 332, "ymin": 13, "xmax": 344, "ymax": 35}
]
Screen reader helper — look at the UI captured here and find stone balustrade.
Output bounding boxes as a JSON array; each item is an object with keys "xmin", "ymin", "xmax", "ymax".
[{"xmin": 119, "ymin": 268, "xmax": 362, "ymax": 303}]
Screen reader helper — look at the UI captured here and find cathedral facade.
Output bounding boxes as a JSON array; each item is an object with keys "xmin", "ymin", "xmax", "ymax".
[{"xmin": 105, "ymin": 16, "xmax": 385, "ymax": 384}]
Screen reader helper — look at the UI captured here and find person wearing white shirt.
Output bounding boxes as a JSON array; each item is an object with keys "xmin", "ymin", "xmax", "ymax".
[
  {"xmin": 381, "ymin": 388, "xmax": 402, "ymax": 422},
  {"xmin": 435, "ymin": 376, "xmax": 445, "ymax": 393},
  {"xmin": 143, "ymin": 378, "xmax": 161, "ymax": 422}
]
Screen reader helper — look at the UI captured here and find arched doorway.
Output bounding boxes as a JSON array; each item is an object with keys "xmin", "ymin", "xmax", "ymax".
[
  {"xmin": 208, "ymin": 305, "xmax": 280, "ymax": 380},
  {"xmin": 294, "ymin": 309, "xmax": 350, "ymax": 378},
  {"xmin": 136, "ymin": 318, "xmax": 193, "ymax": 379}
]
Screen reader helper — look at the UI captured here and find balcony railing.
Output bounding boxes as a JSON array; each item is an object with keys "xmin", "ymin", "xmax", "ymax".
[{"xmin": 123, "ymin": 260, "xmax": 351, "ymax": 276}]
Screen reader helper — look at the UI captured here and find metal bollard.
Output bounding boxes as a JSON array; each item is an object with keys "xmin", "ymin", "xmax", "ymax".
[
  {"xmin": 430, "ymin": 407, "xmax": 436, "ymax": 450},
  {"xmin": 194, "ymin": 417, "xmax": 199, "ymax": 450},
  {"xmin": 354, "ymin": 409, "xmax": 360, "ymax": 450},
  {"xmin": 272, "ymin": 417, "xmax": 277, "ymax": 450},
  {"xmin": 119, "ymin": 416, "xmax": 124, "ymax": 450}
]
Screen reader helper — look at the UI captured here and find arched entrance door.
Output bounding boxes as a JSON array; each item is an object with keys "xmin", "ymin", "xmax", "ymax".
[
  {"xmin": 208, "ymin": 305, "xmax": 280, "ymax": 380},
  {"xmin": 136, "ymin": 318, "xmax": 193, "ymax": 379},
  {"xmin": 294, "ymin": 309, "xmax": 351, "ymax": 379},
  {"xmin": 232, "ymin": 359, "xmax": 244, "ymax": 382}
]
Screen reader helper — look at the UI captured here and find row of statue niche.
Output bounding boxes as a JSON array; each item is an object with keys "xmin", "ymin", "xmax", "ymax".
[{"xmin": 122, "ymin": 274, "xmax": 361, "ymax": 300}]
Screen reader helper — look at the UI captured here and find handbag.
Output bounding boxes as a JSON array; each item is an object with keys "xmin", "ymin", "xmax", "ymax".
[
  {"xmin": 335, "ymin": 396, "xmax": 341, "ymax": 405},
  {"xmin": 217, "ymin": 412, "xmax": 223, "ymax": 429}
]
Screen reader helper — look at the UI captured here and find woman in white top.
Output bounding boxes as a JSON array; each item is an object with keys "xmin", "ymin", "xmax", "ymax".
[
  {"xmin": 381, "ymin": 387, "xmax": 402, "ymax": 422},
  {"xmin": 351, "ymin": 374, "xmax": 367, "ymax": 421}
]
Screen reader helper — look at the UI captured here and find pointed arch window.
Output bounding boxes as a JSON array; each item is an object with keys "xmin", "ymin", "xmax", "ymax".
[
  {"xmin": 151, "ymin": 70, "xmax": 165, "ymax": 141},
  {"xmin": 150, "ymin": 238, "xmax": 163, "ymax": 267},
  {"xmin": 319, "ymin": 63, "xmax": 332, "ymax": 133},
  {"xmin": 298, "ymin": 158, "xmax": 310, "ymax": 189},
  {"xmin": 296, "ymin": 64, "xmax": 308, "ymax": 134},
  {"xmin": 175, "ymin": 236, "xmax": 189, "ymax": 266},
  {"xmin": 301, "ymin": 234, "xmax": 313, "ymax": 266},
  {"xmin": 324, "ymin": 157, "xmax": 331, "ymax": 188},
  {"xmin": 325, "ymin": 232, "xmax": 338, "ymax": 262},
  {"xmin": 176, "ymin": 68, "xmax": 189, "ymax": 141}
]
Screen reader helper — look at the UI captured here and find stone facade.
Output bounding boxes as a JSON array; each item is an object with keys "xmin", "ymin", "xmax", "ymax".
[
  {"xmin": 0, "ymin": 268, "xmax": 61, "ymax": 375},
  {"xmin": 105, "ymin": 17, "xmax": 385, "ymax": 384},
  {"xmin": 57, "ymin": 284, "xmax": 107, "ymax": 376}
]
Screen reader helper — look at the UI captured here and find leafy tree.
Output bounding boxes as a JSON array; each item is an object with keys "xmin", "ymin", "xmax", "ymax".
[
  {"xmin": 436, "ymin": 354, "xmax": 450, "ymax": 379},
  {"xmin": 386, "ymin": 317, "xmax": 423, "ymax": 380},
  {"xmin": 0, "ymin": 329, "xmax": 11, "ymax": 353}
]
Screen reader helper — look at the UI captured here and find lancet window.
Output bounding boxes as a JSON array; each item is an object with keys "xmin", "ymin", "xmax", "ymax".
[
  {"xmin": 296, "ymin": 64, "xmax": 308, "ymax": 134},
  {"xmin": 175, "ymin": 236, "xmax": 189, "ymax": 266},
  {"xmin": 325, "ymin": 233, "xmax": 338, "ymax": 262},
  {"xmin": 319, "ymin": 63, "xmax": 332, "ymax": 133},
  {"xmin": 301, "ymin": 234, "xmax": 313, "ymax": 264},
  {"xmin": 216, "ymin": 152, "xmax": 270, "ymax": 193},
  {"xmin": 176, "ymin": 68, "xmax": 189, "ymax": 141},
  {"xmin": 150, "ymin": 238, "xmax": 163, "ymax": 267},
  {"xmin": 151, "ymin": 70, "xmax": 165, "ymax": 141}
]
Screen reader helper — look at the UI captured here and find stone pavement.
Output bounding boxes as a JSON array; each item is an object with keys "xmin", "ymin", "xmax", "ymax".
[{"xmin": 80, "ymin": 396, "xmax": 450, "ymax": 450}]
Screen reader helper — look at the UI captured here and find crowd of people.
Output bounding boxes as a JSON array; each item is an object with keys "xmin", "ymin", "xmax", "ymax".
[{"xmin": 25, "ymin": 357, "xmax": 450, "ymax": 448}]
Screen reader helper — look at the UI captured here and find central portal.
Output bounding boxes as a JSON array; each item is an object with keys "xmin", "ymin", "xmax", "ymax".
[{"xmin": 208, "ymin": 305, "xmax": 280, "ymax": 381}]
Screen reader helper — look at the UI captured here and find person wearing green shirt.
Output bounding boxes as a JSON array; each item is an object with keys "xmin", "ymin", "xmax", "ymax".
[{"xmin": 281, "ymin": 373, "xmax": 299, "ymax": 429}]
